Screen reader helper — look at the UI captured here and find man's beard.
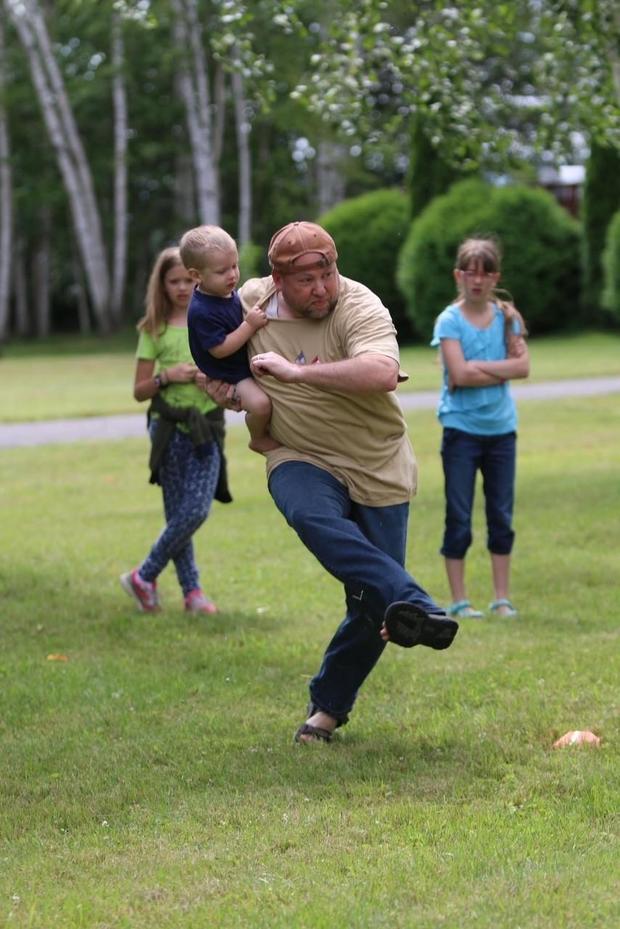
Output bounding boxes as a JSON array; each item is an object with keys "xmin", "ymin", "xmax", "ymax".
[
  {"xmin": 294, "ymin": 297, "xmax": 338, "ymax": 319},
  {"xmin": 286, "ymin": 285, "xmax": 339, "ymax": 319}
]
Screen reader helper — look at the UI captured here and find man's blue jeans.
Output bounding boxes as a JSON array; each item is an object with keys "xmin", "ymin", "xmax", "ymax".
[
  {"xmin": 440, "ymin": 428, "xmax": 516, "ymax": 559},
  {"xmin": 268, "ymin": 461, "xmax": 442, "ymax": 720}
]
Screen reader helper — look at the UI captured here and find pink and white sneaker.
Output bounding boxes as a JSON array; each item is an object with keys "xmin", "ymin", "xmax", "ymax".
[
  {"xmin": 120, "ymin": 569, "xmax": 160, "ymax": 613},
  {"xmin": 184, "ymin": 589, "xmax": 218, "ymax": 615}
]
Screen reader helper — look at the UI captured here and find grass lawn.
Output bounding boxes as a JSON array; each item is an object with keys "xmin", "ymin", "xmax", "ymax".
[
  {"xmin": 0, "ymin": 396, "xmax": 618, "ymax": 928},
  {"xmin": 0, "ymin": 330, "xmax": 618, "ymax": 422}
]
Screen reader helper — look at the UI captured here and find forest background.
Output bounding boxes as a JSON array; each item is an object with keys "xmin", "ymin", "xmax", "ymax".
[{"xmin": 1, "ymin": 0, "xmax": 620, "ymax": 343}]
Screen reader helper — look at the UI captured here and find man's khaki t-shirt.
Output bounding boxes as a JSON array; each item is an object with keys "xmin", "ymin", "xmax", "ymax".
[{"xmin": 239, "ymin": 275, "xmax": 417, "ymax": 506}]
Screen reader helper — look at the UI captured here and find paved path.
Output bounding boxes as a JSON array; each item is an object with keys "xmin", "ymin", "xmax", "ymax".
[{"xmin": 1, "ymin": 376, "xmax": 619, "ymax": 449}]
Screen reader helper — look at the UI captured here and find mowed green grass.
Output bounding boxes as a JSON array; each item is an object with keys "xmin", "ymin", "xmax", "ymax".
[
  {"xmin": 0, "ymin": 396, "xmax": 618, "ymax": 928},
  {"xmin": 0, "ymin": 330, "xmax": 618, "ymax": 422}
]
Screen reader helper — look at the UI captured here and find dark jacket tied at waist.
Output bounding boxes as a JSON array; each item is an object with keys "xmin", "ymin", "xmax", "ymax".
[{"xmin": 147, "ymin": 393, "xmax": 232, "ymax": 503}]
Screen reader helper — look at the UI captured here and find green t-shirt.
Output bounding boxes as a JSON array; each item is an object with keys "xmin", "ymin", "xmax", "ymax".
[{"xmin": 136, "ymin": 325, "xmax": 216, "ymax": 415}]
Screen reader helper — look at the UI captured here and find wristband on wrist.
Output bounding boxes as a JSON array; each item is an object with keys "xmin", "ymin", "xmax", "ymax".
[{"xmin": 154, "ymin": 373, "xmax": 163, "ymax": 390}]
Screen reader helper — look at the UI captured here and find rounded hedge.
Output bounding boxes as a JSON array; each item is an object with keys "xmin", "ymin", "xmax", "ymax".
[
  {"xmin": 397, "ymin": 179, "xmax": 581, "ymax": 338},
  {"xmin": 238, "ymin": 241, "xmax": 263, "ymax": 285},
  {"xmin": 582, "ymin": 142, "xmax": 620, "ymax": 313},
  {"xmin": 318, "ymin": 188, "xmax": 412, "ymax": 339},
  {"xmin": 601, "ymin": 210, "xmax": 620, "ymax": 322}
]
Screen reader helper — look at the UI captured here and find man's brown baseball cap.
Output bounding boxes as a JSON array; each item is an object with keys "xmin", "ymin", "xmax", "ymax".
[{"xmin": 268, "ymin": 221, "xmax": 338, "ymax": 274}]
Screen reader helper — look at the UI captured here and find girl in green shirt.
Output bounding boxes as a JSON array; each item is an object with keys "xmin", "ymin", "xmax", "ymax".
[{"xmin": 120, "ymin": 247, "xmax": 224, "ymax": 615}]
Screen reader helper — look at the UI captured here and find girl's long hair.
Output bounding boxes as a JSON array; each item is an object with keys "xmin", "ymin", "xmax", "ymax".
[
  {"xmin": 137, "ymin": 246, "xmax": 183, "ymax": 335},
  {"xmin": 455, "ymin": 236, "xmax": 528, "ymax": 336}
]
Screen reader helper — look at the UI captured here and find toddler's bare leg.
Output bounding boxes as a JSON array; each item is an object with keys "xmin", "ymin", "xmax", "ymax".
[{"xmin": 235, "ymin": 377, "xmax": 280, "ymax": 453}]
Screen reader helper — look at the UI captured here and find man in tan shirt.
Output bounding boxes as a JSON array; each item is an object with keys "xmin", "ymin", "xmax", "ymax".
[{"xmin": 203, "ymin": 221, "xmax": 458, "ymax": 743}]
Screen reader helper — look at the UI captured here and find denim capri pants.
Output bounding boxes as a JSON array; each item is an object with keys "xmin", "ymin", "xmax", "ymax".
[{"xmin": 440, "ymin": 427, "xmax": 516, "ymax": 559}]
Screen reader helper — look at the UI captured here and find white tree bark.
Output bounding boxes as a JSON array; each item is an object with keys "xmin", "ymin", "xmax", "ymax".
[
  {"xmin": 14, "ymin": 238, "xmax": 29, "ymax": 336},
  {"xmin": 71, "ymin": 250, "xmax": 91, "ymax": 334},
  {"xmin": 33, "ymin": 207, "xmax": 51, "ymax": 337},
  {"xmin": 213, "ymin": 62, "xmax": 226, "ymax": 165},
  {"xmin": 110, "ymin": 9, "xmax": 129, "ymax": 324},
  {"xmin": 174, "ymin": 150, "xmax": 197, "ymax": 227},
  {"xmin": 231, "ymin": 64, "xmax": 252, "ymax": 246},
  {"xmin": 4, "ymin": 0, "xmax": 112, "ymax": 331},
  {"xmin": 0, "ymin": 18, "xmax": 13, "ymax": 342},
  {"xmin": 171, "ymin": 0, "xmax": 220, "ymax": 224},
  {"xmin": 316, "ymin": 139, "xmax": 347, "ymax": 215}
]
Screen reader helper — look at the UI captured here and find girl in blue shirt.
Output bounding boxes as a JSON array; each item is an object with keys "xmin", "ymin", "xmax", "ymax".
[{"xmin": 431, "ymin": 237, "xmax": 530, "ymax": 618}]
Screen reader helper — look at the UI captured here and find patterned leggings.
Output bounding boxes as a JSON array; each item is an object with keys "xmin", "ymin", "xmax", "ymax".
[{"xmin": 139, "ymin": 424, "xmax": 221, "ymax": 596}]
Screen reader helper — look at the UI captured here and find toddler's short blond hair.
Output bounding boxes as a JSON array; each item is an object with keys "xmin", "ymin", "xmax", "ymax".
[{"xmin": 180, "ymin": 225, "xmax": 237, "ymax": 271}]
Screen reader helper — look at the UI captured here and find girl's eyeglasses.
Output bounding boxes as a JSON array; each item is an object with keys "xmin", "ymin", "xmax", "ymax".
[{"xmin": 458, "ymin": 270, "xmax": 498, "ymax": 279}]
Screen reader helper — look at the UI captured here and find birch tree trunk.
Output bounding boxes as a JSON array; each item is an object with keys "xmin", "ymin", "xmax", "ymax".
[
  {"xmin": 213, "ymin": 62, "xmax": 226, "ymax": 166},
  {"xmin": 231, "ymin": 59, "xmax": 252, "ymax": 246},
  {"xmin": 33, "ymin": 207, "xmax": 51, "ymax": 337},
  {"xmin": 14, "ymin": 239, "xmax": 29, "ymax": 336},
  {"xmin": 316, "ymin": 139, "xmax": 347, "ymax": 215},
  {"xmin": 313, "ymin": 10, "xmax": 347, "ymax": 216},
  {"xmin": 174, "ymin": 150, "xmax": 197, "ymax": 228},
  {"xmin": 170, "ymin": 0, "xmax": 220, "ymax": 224},
  {"xmin": 4, "ymin": 0, "xmax": 112, "ymax": 331},
  {"xmin": 110, "ymin": 9, "xmax": 129, "ymax": 325},
  {"xmin": 72, "ymin": 251, "xmax": 91, "ymax": 334},
  {"xmin": 0, "ymin": 18, "xmax": 13, "ymax": 342}
]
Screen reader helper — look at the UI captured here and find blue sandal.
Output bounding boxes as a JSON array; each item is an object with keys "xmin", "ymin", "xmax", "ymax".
[
  {"xmin": 489, "ymin": 598, "xmax": 518, "ymax": 617},
  {"xmin": 447, "ymin": 599, "xmax": 484, "ymax": 618}
]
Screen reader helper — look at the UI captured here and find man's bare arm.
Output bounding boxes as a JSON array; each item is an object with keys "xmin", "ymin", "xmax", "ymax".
[{"xmin": 250, "ymin": 351, "xmax": 399, "ymax": 392}]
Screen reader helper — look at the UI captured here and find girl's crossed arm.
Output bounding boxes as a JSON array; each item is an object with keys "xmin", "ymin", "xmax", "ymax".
[
  {"xmin": 475, "ymin": 346, "xmax": 530, "ymax": 381},
  {"xmin": 441, "ymin": 338, "xmax": 530, "ymax": 390}
]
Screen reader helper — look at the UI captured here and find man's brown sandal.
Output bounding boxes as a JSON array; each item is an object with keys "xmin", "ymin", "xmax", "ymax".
[{"xmin": 294, "ymin": 723, "xmax": 333, "ymax": 743}]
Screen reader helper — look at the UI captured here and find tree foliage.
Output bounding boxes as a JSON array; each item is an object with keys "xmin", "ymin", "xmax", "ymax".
[
  {"xmin": 407, "ymin": 116, "xmax": 474, "ymax": 221},
  {"xmin": 292, "ymin": 0, "xmax": 620, "ymax": 165},
  {"xmin": 581, "ymin": 142, "xmax": 620, "ymax": 315},
  {"xmin": 1, "ymin": 0, "xmax": 616, "ymax": 338}
]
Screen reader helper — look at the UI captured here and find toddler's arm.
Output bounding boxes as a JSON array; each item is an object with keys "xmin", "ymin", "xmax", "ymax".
[{"xmin": 209, "ymin": 304, "xmax": 268, "ymax": 359}]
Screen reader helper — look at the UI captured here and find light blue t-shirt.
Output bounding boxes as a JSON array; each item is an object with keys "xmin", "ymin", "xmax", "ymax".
[{"xmin": 431, "ymin": 303, "xmax": 518, "ymax": 435}]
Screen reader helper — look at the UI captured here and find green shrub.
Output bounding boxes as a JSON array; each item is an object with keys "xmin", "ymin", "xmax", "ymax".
[
  {"xmin": 238, "ymin": 241, "xmax": 263, "ymax": 284},
  {"xmin": 601, "ymin": 210, "xmax": 620, "ymax": 322},
  {"xmin": 318, "ymin": 188, "xmax": 412, "ymax": 339},
  {"xmin": 582, "ymin": 142, "xmax": 620, "ymax": 316},
  {"xmin": 396, "ymin": 179, "xmax": 492, "ymax": 339},
  {"xmin": 397, "ymin": 179, "xmax": 581, "ymax": 338}
]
